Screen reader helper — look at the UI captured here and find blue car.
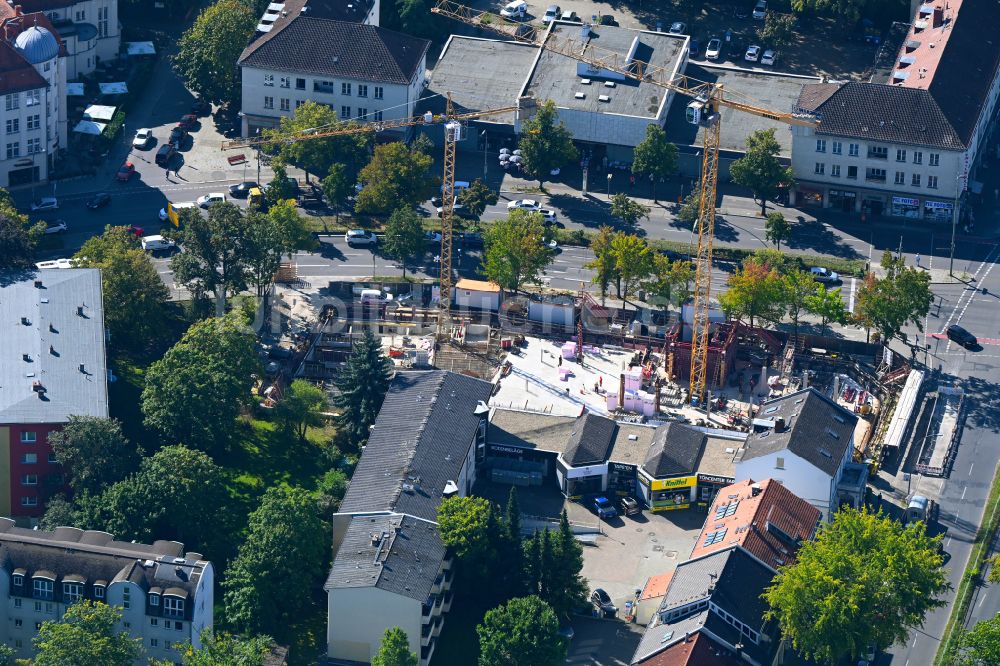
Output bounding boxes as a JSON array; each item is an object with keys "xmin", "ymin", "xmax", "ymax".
[{"xmin": 592, "ymin": 496, "xmax": 618, "ymax": 519}]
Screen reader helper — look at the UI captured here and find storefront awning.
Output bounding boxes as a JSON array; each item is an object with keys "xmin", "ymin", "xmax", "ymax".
[
  {"xmin": 67, "ymin": 82, "xmax": 85, "ymax": 96},
  {"xmin": 73, "ymin": 120, "xmax": 107, "ymax": 136},
  {"xmin": 125, "ymin": 41, "xmax": 155, "ymax": 56},
  {"xmin": 83, "ymin": 104, "xmax": 116, "ymax": 122},
  {"xmin": 98, "ymin": 82, "xmax": 127, "ymax": 95}
]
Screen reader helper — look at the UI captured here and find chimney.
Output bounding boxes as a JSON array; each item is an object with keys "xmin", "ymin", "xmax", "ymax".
[
  {"xmin": 654, "ymin": 382, "xmax": 661, "ymax": 415},
  {"xmin": 618, "ymin": 373, "xmax": 625, "ymax": 407},
  {"xmin": 20, "ymin": 316, "xmax": 29, "ymax": 325},
  {"xmin": 443, "ymin": 480, "xmax": 459, "ymax": 498},
  {"xmin": 751, "ymin": 482, "xmax": 762, "ymax": 497},
  {"xmin": 932, "ymin": 6, "xmax": 943, "ymax": 26},
  {"xmin": 33, "ymin": 279, "xmax": 42, "ymax": 288},
  {"xmin": 14, "ymin": 5, "xmax": 21, "ymax": 16},
  {"xmin": 22, "ymin": 353, "xmax": 30, "ymax": 362},
  {"xmin": 774, "ymin": 417, "xmax": 785, "ymax": 432},
  {"xmin": 77, "ymin": 306, "xmax": 84, "ymax": 317},
  {"xmin": 79, "ymin": 363, "xmax": 86, "ymax": 373},
  {"xmin": 49, "ymin": 323, "xmax": 55, "ymax": 333},
  {"xmin": 48, "ymin": 344, "xmax": 54, "ymax": 355}
]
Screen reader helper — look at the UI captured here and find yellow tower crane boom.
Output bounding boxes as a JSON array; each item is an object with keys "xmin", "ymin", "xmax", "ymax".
[{"xmin": 432, "ymin": 0, "xmax": 818, "ymax": 403}]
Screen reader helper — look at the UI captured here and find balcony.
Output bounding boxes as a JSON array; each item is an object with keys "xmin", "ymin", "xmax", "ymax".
[
  {"xmin": 421, "ymin": 641, "xmax": 435, "ymax": 665},
  {"xmin": 432, "ymin": 616, "xmax": 444, "ymax": 638},
  {"xmin": 421, "ymin": 620, "xmax": 434, "ymax": 647},
  {"xmin": 865, "ymin": 172, "xmax": 886, "ymax": 183},
  {"xmin": 422, "ymin": 595, "xmax": 443, "ymax": 622},
  {"xmin": 867, "ymin": 149, "xmax": 888, "ymax": 160},
  {"xmin": 442, "ymin": 591, "xmax": 454, "ymax": 613},
  {"xmin": 430, "ymin": 569, "xmax": 453, "ymax": 596}
]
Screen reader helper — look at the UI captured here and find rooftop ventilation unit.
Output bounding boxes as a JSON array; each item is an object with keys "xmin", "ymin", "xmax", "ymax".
[
  {"xmin": 598, "ymin": 94, "xmax": 610, "ymax": 102},
  {"xmin": 575, "ymin": 92, "xmax": 586, "ymax": 99},
  {"xmin": 580, "ymin": 78, "xmax": 591, "ymax": 84},
  {"xmin": 604, "ymin": 81, "xmax": 616, "ymax": 88}
]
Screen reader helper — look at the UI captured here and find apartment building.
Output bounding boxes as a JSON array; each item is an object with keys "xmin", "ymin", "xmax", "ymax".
[
  {"xmin": 0, "ymin": 519, "xmax": 213, "ymax": 664},
  {"xmin": 12, "ymin": 0, "xmax": 120, "ymax": 77}
]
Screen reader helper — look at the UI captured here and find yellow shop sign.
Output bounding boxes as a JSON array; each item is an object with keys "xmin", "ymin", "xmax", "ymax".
[{"xmin": 650, "ymin": 475, "xmax": 697, "ymax": 491}]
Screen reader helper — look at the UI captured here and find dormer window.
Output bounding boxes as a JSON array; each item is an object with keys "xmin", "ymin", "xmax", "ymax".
[
  {"xmin": 32, "ymin": 578, "xmax": 53, "ymax": 600},
  {"xmin": 163, "ymin": 596, "xmax": 184, "ymax": 618},
  {"xmin": 63, "ymin": 583, "xmax": 82, "ymax": 603},
  {"xmin": 12, "ymin": 574, "xmax": 23, "ymax": 587},
  {"xmin": 149, "ymin": 593, "xmax": 159, "ymax": 606},
  {"xmin": 93, "ymin": 585, "xmax": 105, "ymax": 599}
]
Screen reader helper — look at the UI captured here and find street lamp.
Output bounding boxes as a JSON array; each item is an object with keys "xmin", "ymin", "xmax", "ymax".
[
  {"xmin": 607, "ymin": 173, "xmax": 612, "ymax": 200},
  {"xmin": 481, "ymin": 130, "xmax": 488, "ymax": 181}
]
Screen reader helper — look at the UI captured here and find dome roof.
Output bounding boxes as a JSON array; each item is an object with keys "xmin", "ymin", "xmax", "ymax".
[{"xmin": 15, "ymin": 26, "xmax": 59, "ymax": 64}]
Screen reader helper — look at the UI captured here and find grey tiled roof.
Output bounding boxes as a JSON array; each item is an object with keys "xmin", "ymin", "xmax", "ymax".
[
  {"xmin": 642, "ymin": 423, "xmax": 706, "ymax": 478},
  {"xmin": 324, "ymin": 513, "xmax": 446, "ymax": 602},
  {"xmin": 808, "ymin": 82, "xmax": 964, "ymax": 150},
  {"xmin": 488, "ymin": 409, "xmax": 576, "ymax": 454},
  {"xmin": 564, "ymin": 412, "xmax": 617, "ymax": 466},
  {"xmin": 737, "ymin": 388, "xmax": 855, "ymax": 477},
  {"xmin": 0, "ymin": 269, "xmax": 108, "ymax": 425},
  {"xmin": 339, "ymin": 371, "xmax": 493, "ymax": 523},
  {"xmin": 239, "ymin": 16, "xmax": 429, "ymax": 85}
]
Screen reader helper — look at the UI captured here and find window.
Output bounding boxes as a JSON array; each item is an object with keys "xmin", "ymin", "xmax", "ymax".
[
  {"xmin": 279, "ymin": 77, "xmax": 290, "ymax": 88},
  {"xmin": 150, "ymin": 594, "xmax": 159, "ymax": 606},
  {"xmin": 163, "ymin": 596, "xmax": 184, "ymax": 619},
  {"xmin": 21, "ymin": 475, "xmax": 37, "ymax": 486},
  {"xmin": 295, "ymin": 100, "xmax": 306, "ymax": 109},
  {"xmin": 32, "ymin": 579, "xmax": 53, "ymax": 600},
  {"xmin": 13, "ymin": 574, "xmax": 23, "ymax": 587},
  {"xmin": 912, "ymin": 173, "xmax": 921, "ymax": 186},
  {"xmin": 26, "ymin": 90, "xmax": 39, "ymax": 107},
  {"xmin": 33, "ymin": 601, "xmax": 41, "ymax": 612},
  {"xmin": 175, "ymin": 621, "xmax": 184, "ymax": 631},
  {"xmin": 63, "ymin": 583, "xmax": 81, "ymax": 603},
  {"xmin": 913, "ymin": 151, "xmax": 923, "ymax": 165},
  {"xmin": 123, "ymin": 587, "xmax": 130, "ymax": 610},
  {"xmin": 814, "ymin": 162, "xmax": 825, "ymax": 175},
  {"xmin": 928, "ymin": 175, "xmax": 938, "ymax": 189},
  {"xmin": 832, "ymin": 141, "xmax": 842, "ymax": 155},
  {"xmin": 151, "ymin": 618, "xmax": 158, "ymax": 626},
  {"xmin": 280, "ymin": 98, "xmax": 290, "ymax": 112},
  {"xmin": 124, "ymin": 622, "xmax": 130, "ymax": 629},
  {"xmin": 815, "ymin": 139, "xmax": 826, "ymax": 153},
  {"xmin": 263, "ymin": 96, "xmax": 273, "ymax": 110},
  {"xmin": 896, "ymin": 148, "xmax": 906, "ymax": 162},
  {"xmin": 358, "ymin": 84, "xmax": 368, "ymax": 97},
  {"xmin": 775, "ymin": 457, "xmax": 785, "ymax": 469},
  {"xmin": 47, "ymin": 453, "xmax": 57, "ymax": 464},
  {"xmin": 847, "ymin": 165, "xmax": 858, "ymax": 179},
  {"xmin": 263, "ymin": 74, "xmax": 274, "ymax": 86},
  {"xmin": 75, "ymin": 10, "xmax": 84, "ymax": 20},
  {"xmin": 866, "ymin": 167, "xmax": 886, "ymax": 182},
  {"xmin": 21, "ymin": 453, "xmax": 36, "ymax": 464},
  {"xmin": 27, "ymin": 138, "xmax": 40, "ymax": 154},
  {"xmin": 342, "ymin": 83, "xmax": 352, "ymax": 96},
  {"xmin": 831, "ymin": 164, "xmax": 841, "ymax": 177},
  {"xmin": 358, "ymin": 108, "xmax": 368, "ymax": 120},
  {"xmin": 867, "ymin": 145, "xmax": 888, "ymax": 160},
  {"xmin": 929, "ymin": 153, "xmax": 940, "ymax": 167},
  {"xmin": 894, "ymin": 171, "xmax": 905, "ymax": 185},
  {"xmin": 93, "ymin": 585, "xmax": 104, "ymax": 599},
  {"xmin": 14, "ymin": 640, "xmax": 21, "ymax": 649},
  {"xmin": 13, "ymin": 598, "xmax": 20, "ymax": 608},
  {"xmin": 151, "ymin": 639, "xmax": 158, "ymax": 648},
  {"xmin": 19, "ymin": 431, "xmax": 35, "ymax": 443},
  {"xmin": 6, "ymin": 142, "xmax": 18, "ymax": 159},
  {"xmin": 374, "ymin": 86, "xmax": 384, "ymax": 99},
  {"xmin": 14, "ymin": 619, "xmax": 20, "ymax": 628},
  {"xmin": 6, "ymin": 93, "xmax": 18, "ymax": 111},
  {"xmin": 373, "ymin": 110, "xmax": 383, "ymax": 121},
  {"xmin": 340, "ymin": 106, "xmax": 351, "ymax": 119},
  {"xmin": 314, "ymin": 80, "xmax": 334, "ymax": 94},
  {"xmin": 6, "ymin": 118, "xmax": 18, "ymax": 134},
  {"xmin": 27, "ymin": 115, "xmax": 40, "ymax": 130},
  {"xmin": 848, "ymin": 143, "xmax": 859, "ymax": 157},
  {"xmin": 295, "ymin": 78, "xmax": 305, "ymax": 90},
  {"xmin": 98, "ymin": 6, "xmax": 108, "ymax": 37},
  {"xmin": 20, "ymin": 496, "xmax": 37, "ymax": 507}
]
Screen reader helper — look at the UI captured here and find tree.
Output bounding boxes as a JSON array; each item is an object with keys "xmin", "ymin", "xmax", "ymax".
[
  {"xmin": 275, "ymin": 379, "xmax": 328, "ymax": 441},
  {"xmin": 264, "ymin": 162, "xmax": 297, "ymax": 207},
  {"xmin": 854, "ymin": 252, "xmax": 933, "ymax": 344},
  {"xmin": 730, "ymin": 128, "xmax": 793, "ymax": 215},
  {"xmin": 677, "ymin": 183, "xmax": 703, "ymax": 228},
  {"xmin": 546, "ymin": 510, "xmax": 587, "ymax": 621},
  {"xmin": 523, "ymin": 531, "xmax": 541, "ymax": 597},
  {"xmin": 718, "ymin": 257, "xmax": 786, "ymax": 328},
  {"xmin": 33, "ymin": 600, "xmax": 142, "ymax": 666},
  {"xmin": 632, "ymin": 124, "xmax": 678, "ymax": 202},
  {"xmin": 437, "ymin": 496, "xmax": 493, "ymax": 567},
  {"xmin": 265, "ymin": 101, "xmax": 372, "ymax": 181},
  {"xmin": 142, "ymin": 311, "xmax": 258, "ymax": 453},
  {"xmin": 39, "ymin": 493, "xmax": 77, "ymax": 530},
  {"xmin": 518, "ymin": 100, "xmax": 578, "ymax": 189},
  {"xmin": 242, "ymin": 212, "xmax": 284, "ymax": 297},
  {"xmin": 322, "ymin": 163, "xmax": 354, "ymax": 222},
  {"xmin": 956, "ymin": 616, "xmax": 1000, "ymax": 666},
  {"xmin": 315, "ymin": 468, "xmax": 350, "ymax": 514},
  {"xmin": 757, "ymin": 12, "xmax": 797, "ymax": 49},
  {"xmin": 0, "ymin": 209, "xmax": 41, "ymax": 270},
  {"xmin": 47, "ymin": 417, "xmax": 140, "ymax": 495},
  {"xmin": 502, "ymin": 488, "xmax": 525, "ymax": 595},
  {"xmin": 644, "ymin": 254, "xmax": 694, "ymax": 307},
  {"xmin": 781, "ymin": 269, "xmax": 818, "ymax": 337},
  {"xmin": 764, "ymin": 508, "xmax": 948, "ymax": 664},
  {"xmin": 74, "ymin": 226, "xmax": 169, "ymax": 348},
  {"xmin": 267, "ymin": 198, "xmax": 313, "ymax": 255},
  {"xmin": 223, "ymin": 486, "xmax": 326, "ymax": 634},
  {"xmin": 331, "ymin": 329, "xmax": 393, "ymax": 449},
  {"xmin": 477, "ymin": 596, "xmax": 567, "ymax": 666},
  {"xmin": 791, "ymin": 0, "xmax": 868, "ymax": 22},
  {"xmin": 163, "ymin": 630, "xmax": 274, "ymax": 666},
  {"xmin": 804, "ymin": 284, "xmax": 848, "ymax": 333},
  {"xmin": 458, "ymin": 179, "xmax": 499, "ymax": 219},
  {"xmin": 356, "ymin": 142, "xmax": 435, "ymax": 214},
  {"xmin": 610, "ymin": 233, "xmax": 654, "ymax": 302},
  {"xmin": 483, "ymin": 209, "xmax": 554, "ymax": 296},
  {"xmin": 764, "ymin": 212, "xmax": 792, "ymax": 249},
  {"xmin": 170, "ymin": 202, "xmax": 248, "ymax": 305},
  {"xmin": 610, "ymin": 193, "xmax": 651, "ymax": 228},
  {"xmin": 372, "ymin": 627, "xmax": 418, "ymax": 666},
  {"xmin": 585, "ymin": 226, "xmax": 617, "ymax": 304},
  {"xmin": 382, "ymin": 207, "xmax": 426, "ymax": 278},
  {"xmin": 173, "ymin": 0, "xmax": 255, "ymax": 105}
]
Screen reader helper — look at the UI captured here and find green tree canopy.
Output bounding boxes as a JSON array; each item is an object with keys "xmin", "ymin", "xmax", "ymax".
[
  {"xmin": 223, "ymin": 486, "xmax": 327, "ymax": 634},
  {"xmin": 764, "ymin": 508, "xmax": 948, "ymax": 664},
  {"xmin": 854, "ymin": 252, "xmax": 933, "ymax": 344},
  {"xmin": 610, "ymin": 193, "xmax": 651, "ymax": 228},
  {"xmin": 48, "ymin": 416, "xmax": 140, "ymax": 495},
  {"xmin": 142, "ymin": 311, "xmax": 259, "ymax": 453},
  {"xmin": 267, "ymin": 198, "xmax": 313, "ymax": 255},
  {"xmin": 265, "ymin": 101, "xmax": 372, "ymax": 181},
  {"xmin": 242, "ymin": 211, "xmax": 284, "ymax": 297},
  {"xmin": 164, "ymin": 630, "xmax": 274, "ymax": 666},
  {"xmin": 781, "ymin": 269, "xmax": 819, "ymax": 337},
  {"xmin": 718, "ymin": 256, "xmax": 787, "ymax": 328},
  {"xmin": 610, "ymin": 232, "xmax": 654, "ymax": 301},
  {"xmin": 677, "ymin": 183, "xmax": 703, "ymax": 228},
  {"xmin": 956, "ymin": 615, "xmax": 1000, "ymax": 666},
  {"xmin": 0, "ymin": 209, "xmax": 41, "ymax": 270},
  {"xmin": 545, "ymin": 511, "xmax": 588, "ymax": 621},
  {"xmin": 632, "ymin": 124, "xmax": 678, "ymax": 201},
  {"xmin": 764, "ymin": 212, "xmax": 792, "ymax": 249},
  {"xmin": 275, "ymin": 379, "xmax": 328, "ymax": 441},
  {"xmin": 264, "ymin": 162, "xmax": 297, "ymax": 207},
  {"xmin": 33, "ymin": 600, "xmax": 142, "ymax": 666},
  {"xmin": 322, "ymin": 163, "xmax": 355, "ymax": 220},
  {"xmin": 757, "ymin": 12, "xmax": 797, "ymax": 49},
  {"xmin": 173, "ymin": 0, "xmax": 255, "ymax": 105},
  {"xmin": 730, "ymin": 128, "xmax": 793, "ymax": 215},
  {"xmin": 438, "ymin": 496, "xmax": 493, "ymax": 565},
  {"xmin": 169, "ymin": 202, "xmax": 249, "ymax": 305},
  {"xmin": 804, "ymin": 284, "xmax": 848, "ymax": 333},
  {"xmin": 585, "ymin": 225, "xmax": 616, "ymax": 303},
  {"xmin": 331, "ymin": 328, "xmax": 393, "ymax": 449},
  {"xmin": 644, "ymin": 254, "xmax": 693, "ymax": 308},
  {"xmin": 518, "ymin": 100, "xmax": 578, "ymax": 188},
  {"xmin": 356, "ymin": 142, "xmax": 436, "ymax": 214},
  {"xmin": 383, "ymin": 207, "xmax": 426, "ymax": 278},
  {"xmin": 372, "ymin": 627, "xmax": 418, "ymax": 666},
  {"xmin": 477, "ymin": 596, "xmax": 567, "ymax": 666},
  {"xmin": 483, "ymin": 209, "xmax": 554, "ymax": 295}
]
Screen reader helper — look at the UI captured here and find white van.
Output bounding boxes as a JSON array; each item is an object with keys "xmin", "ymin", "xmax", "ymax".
[
  {"xmin": 142, "ymin": 235, "xmax": 177, "ymax": 253},
  {"xmin": 360, "ymin": 289, "xmax": 393, "ymax": 305}
]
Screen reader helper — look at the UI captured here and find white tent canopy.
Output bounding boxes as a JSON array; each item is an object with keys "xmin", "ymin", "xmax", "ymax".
[
  {"xmin": 67, "ymin": 83, "xmax": 85, "ymax": 96},
  {"xmin": 99, "ymin": 82, "xmax": 127, "ymax": 95},
  {"xmin": 83, "ymin": 104, "xmax": 116, "ymax": 121},
  {"xmin": 73, "ymin": 120, "xmax": 107, "ymax": 136},
  {"xmin": 125, "ymin": 41, "xmax": 155, "ymax": 56}
]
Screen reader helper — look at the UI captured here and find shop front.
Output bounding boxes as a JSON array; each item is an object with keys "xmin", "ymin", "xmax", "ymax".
[
  {"xmin": 828, "ymin": 189, "xmax": 857, "ymax": 213},
  {"xmin": 923, "ymin": 199, "xmax": 954, "ymax": 223},
  {"xmin": 889, "ymin": 195, "xmax": 921, "ymax": 219},
  {"xmin": 796, "ymin": 186, "xmax": 824, "ymax": 207},
  {"xmin": 557, "ymin": 459, "xmax": 608, "ymax": 499},
  {"xmin": 861, "ymin": 194, "xmax": 885, "ymax": 217},
  {"xmin": 487, "ymin": 442, "xmax": 553, "ymax": 487},
  {"xmin": 638, "ymin": 474, "xmax": 698, "ymax": 512},
  {"xmin": 607, "ymin": 461, "xmax": 638, "ymax": 498},
  {"xmin": 696, "ymin": 474, "xmax": 735, "ymax": 506}
]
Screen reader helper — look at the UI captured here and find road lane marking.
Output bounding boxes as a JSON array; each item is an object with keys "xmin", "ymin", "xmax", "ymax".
[
  {"xmin": 962, "ymin": 486, "xmax": 968, "ymax": 500},
  {"xmin": 848, "ymin": 277, "xmax": 856, "ymax": 313}
]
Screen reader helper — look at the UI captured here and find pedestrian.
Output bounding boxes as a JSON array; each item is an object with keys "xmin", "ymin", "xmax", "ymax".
[{"xmin": 915, "ymin": 253, "xmax": 921, "ymax": 267}]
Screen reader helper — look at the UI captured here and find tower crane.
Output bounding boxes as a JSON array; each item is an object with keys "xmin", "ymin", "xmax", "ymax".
[
  {"xmin": 432, "ymin": 0, "xmax": 818, "ymax": 403},
  {"xmin": 221, "ymin": 96, "xmax": 533, "ymax": 331}
]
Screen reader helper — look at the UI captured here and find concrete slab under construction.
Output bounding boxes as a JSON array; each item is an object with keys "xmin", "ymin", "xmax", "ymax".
[{"xmin": 917, "ymin": 387, "xmax": 965, "ymax": 476}]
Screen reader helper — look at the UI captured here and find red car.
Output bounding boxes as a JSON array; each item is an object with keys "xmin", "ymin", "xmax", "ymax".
[
  {"xmin": 116, "ymin": 160, "xmax": 135, "ymax": 182},
  {"xmin": 179, "ymin": 114, "xmax": 198, "ymax": 129},
  {"xmin": 127, "ymin": 224, "xmax": 144, "ymax": 237}
]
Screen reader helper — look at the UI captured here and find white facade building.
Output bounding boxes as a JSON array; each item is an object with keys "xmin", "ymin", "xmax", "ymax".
[
  {"xmin": 0, "ymin": 520, "xmax": 212, "ymax": 664},
  {"xmin": 13, "ymin": 0, "xmax": 120, "ymax": 78}
]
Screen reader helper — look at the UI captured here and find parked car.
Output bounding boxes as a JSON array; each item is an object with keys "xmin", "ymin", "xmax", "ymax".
[
  {"xmin": 191, "ymin": 99, "xmax": 212, "ymax": 116},
  {"xmin": 946, "ymin": 324, "xmax": 977, "ymax": 349},
  {"xmin": 197, "ymin": 193, "xmax": 226, "ymax": 208},
  {"xmin": 229, "ymin": 181, "xmax": 259, "ymax": 198},
  {"xmin": 689, "ymin": 38, "xmax": 701, "ymax": 56},
  {"xmin": 559, "ymin": 9, "xmax": 579, "ymax": 21},
  {"xmin": 141, "ymin": 235, "xmax": 177, "ymax": 253},
  {"xmin": 745, "ymin": 45, "xmax": 761, "ymax": 62},
  {"xmin": 116, "ymin": 160, "xmax": 135, "ymax": 182},
  {"xmin": 599, "ymin": 13, "xmax": 618, "ymax": 25},
  {"xmin": 668, "ymin": 21, "xmax": 686, "ymax": 34},
  {"xmin": 507, "ymin": 198, "xmax": 541, "ymax": 211},
  {"xmin": 590, "ymin": 588, "xmax": 617, "ymax": 614},
  {"xmin": 155, "ymin": 144, "xmax": 176, "ymax": 167},
  {"xmin": 706, "ymin": 38, "xmax": 722, "ymax": 60},
  {"xmin": 30, "ymin": 197, "xmax": 58, "ymax": 211},
  {"xmin": 345, "ymin": 229, "xmax": 378, "ymax": 247},
  {"xmin": 542, "ymin": 4, "xmax": 560, "ymax": 23},
  {"xmin": 127, "ymin": 225, "xmax": 144, "ymax": 237},
  {"xmin": 425, "ymin": 231, "xmax": 443, "ymax": 244},
  {"xmin": 618, "ymin": 496, "xmax": 641, "ymax": 516},
  {"xmin": 539, "ymin": 208, "xmax": 557, "ymax": 223},
  {"xmin": 753, "ymin": 0, "xmax": 767, "ymax": 18},
  {"xmin": 591, "ymin": 495, "xmax": 618, "ymax": 519},
  {"xmin": 85, "ymin": 192, "xmax": 111, "ymax": 210},
  {"xmin": 760, "ymin": 48, "xmax": 776, "ymax": 65},
  {"xmin": 132, "ymin": 128, "xmax": 153, "ymax": 149},
  {"xmin": 499, "ymin": 0, "xmax": 527, "ymax": 18},
  {"xmin": 436, "ymin": 202, "xmax": 474, "ymax": 218},
  {"xmin": 43, "ymin": 219, "xmax": 67, "ymax": 234},
  {"xmin": 810, "ymin": 266, "xmax": 840, "ymax": 283},
  {"xmin": 459, "ymin": 232, "xmax": 484, "ymax": 248},
  {"xmin": 178, "ymin": 114, "xmax": 198, "ymax": 130},
  {"xmin": 168, "ymin": 126, "xmax": 187, "ymax": 144},
  {"xmin": 35, "ymin": 258, "xmax": 76, "ymax": 269}
]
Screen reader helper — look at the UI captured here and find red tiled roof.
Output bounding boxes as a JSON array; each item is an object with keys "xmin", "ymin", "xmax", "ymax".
[
  {"xmin": 690, "ymin": 479, "xmax": 820, "ymax": 569},
  {"xmin": 638, "ymin": 632, "xmax": 742, "ymax": 666},
  {"xmin": 640, "ymin": 571, "xmax": 673, "ymax": 601},
  {"xmin": 9, "ymin": 0, "xmax": 76, "ymax": 12}
]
